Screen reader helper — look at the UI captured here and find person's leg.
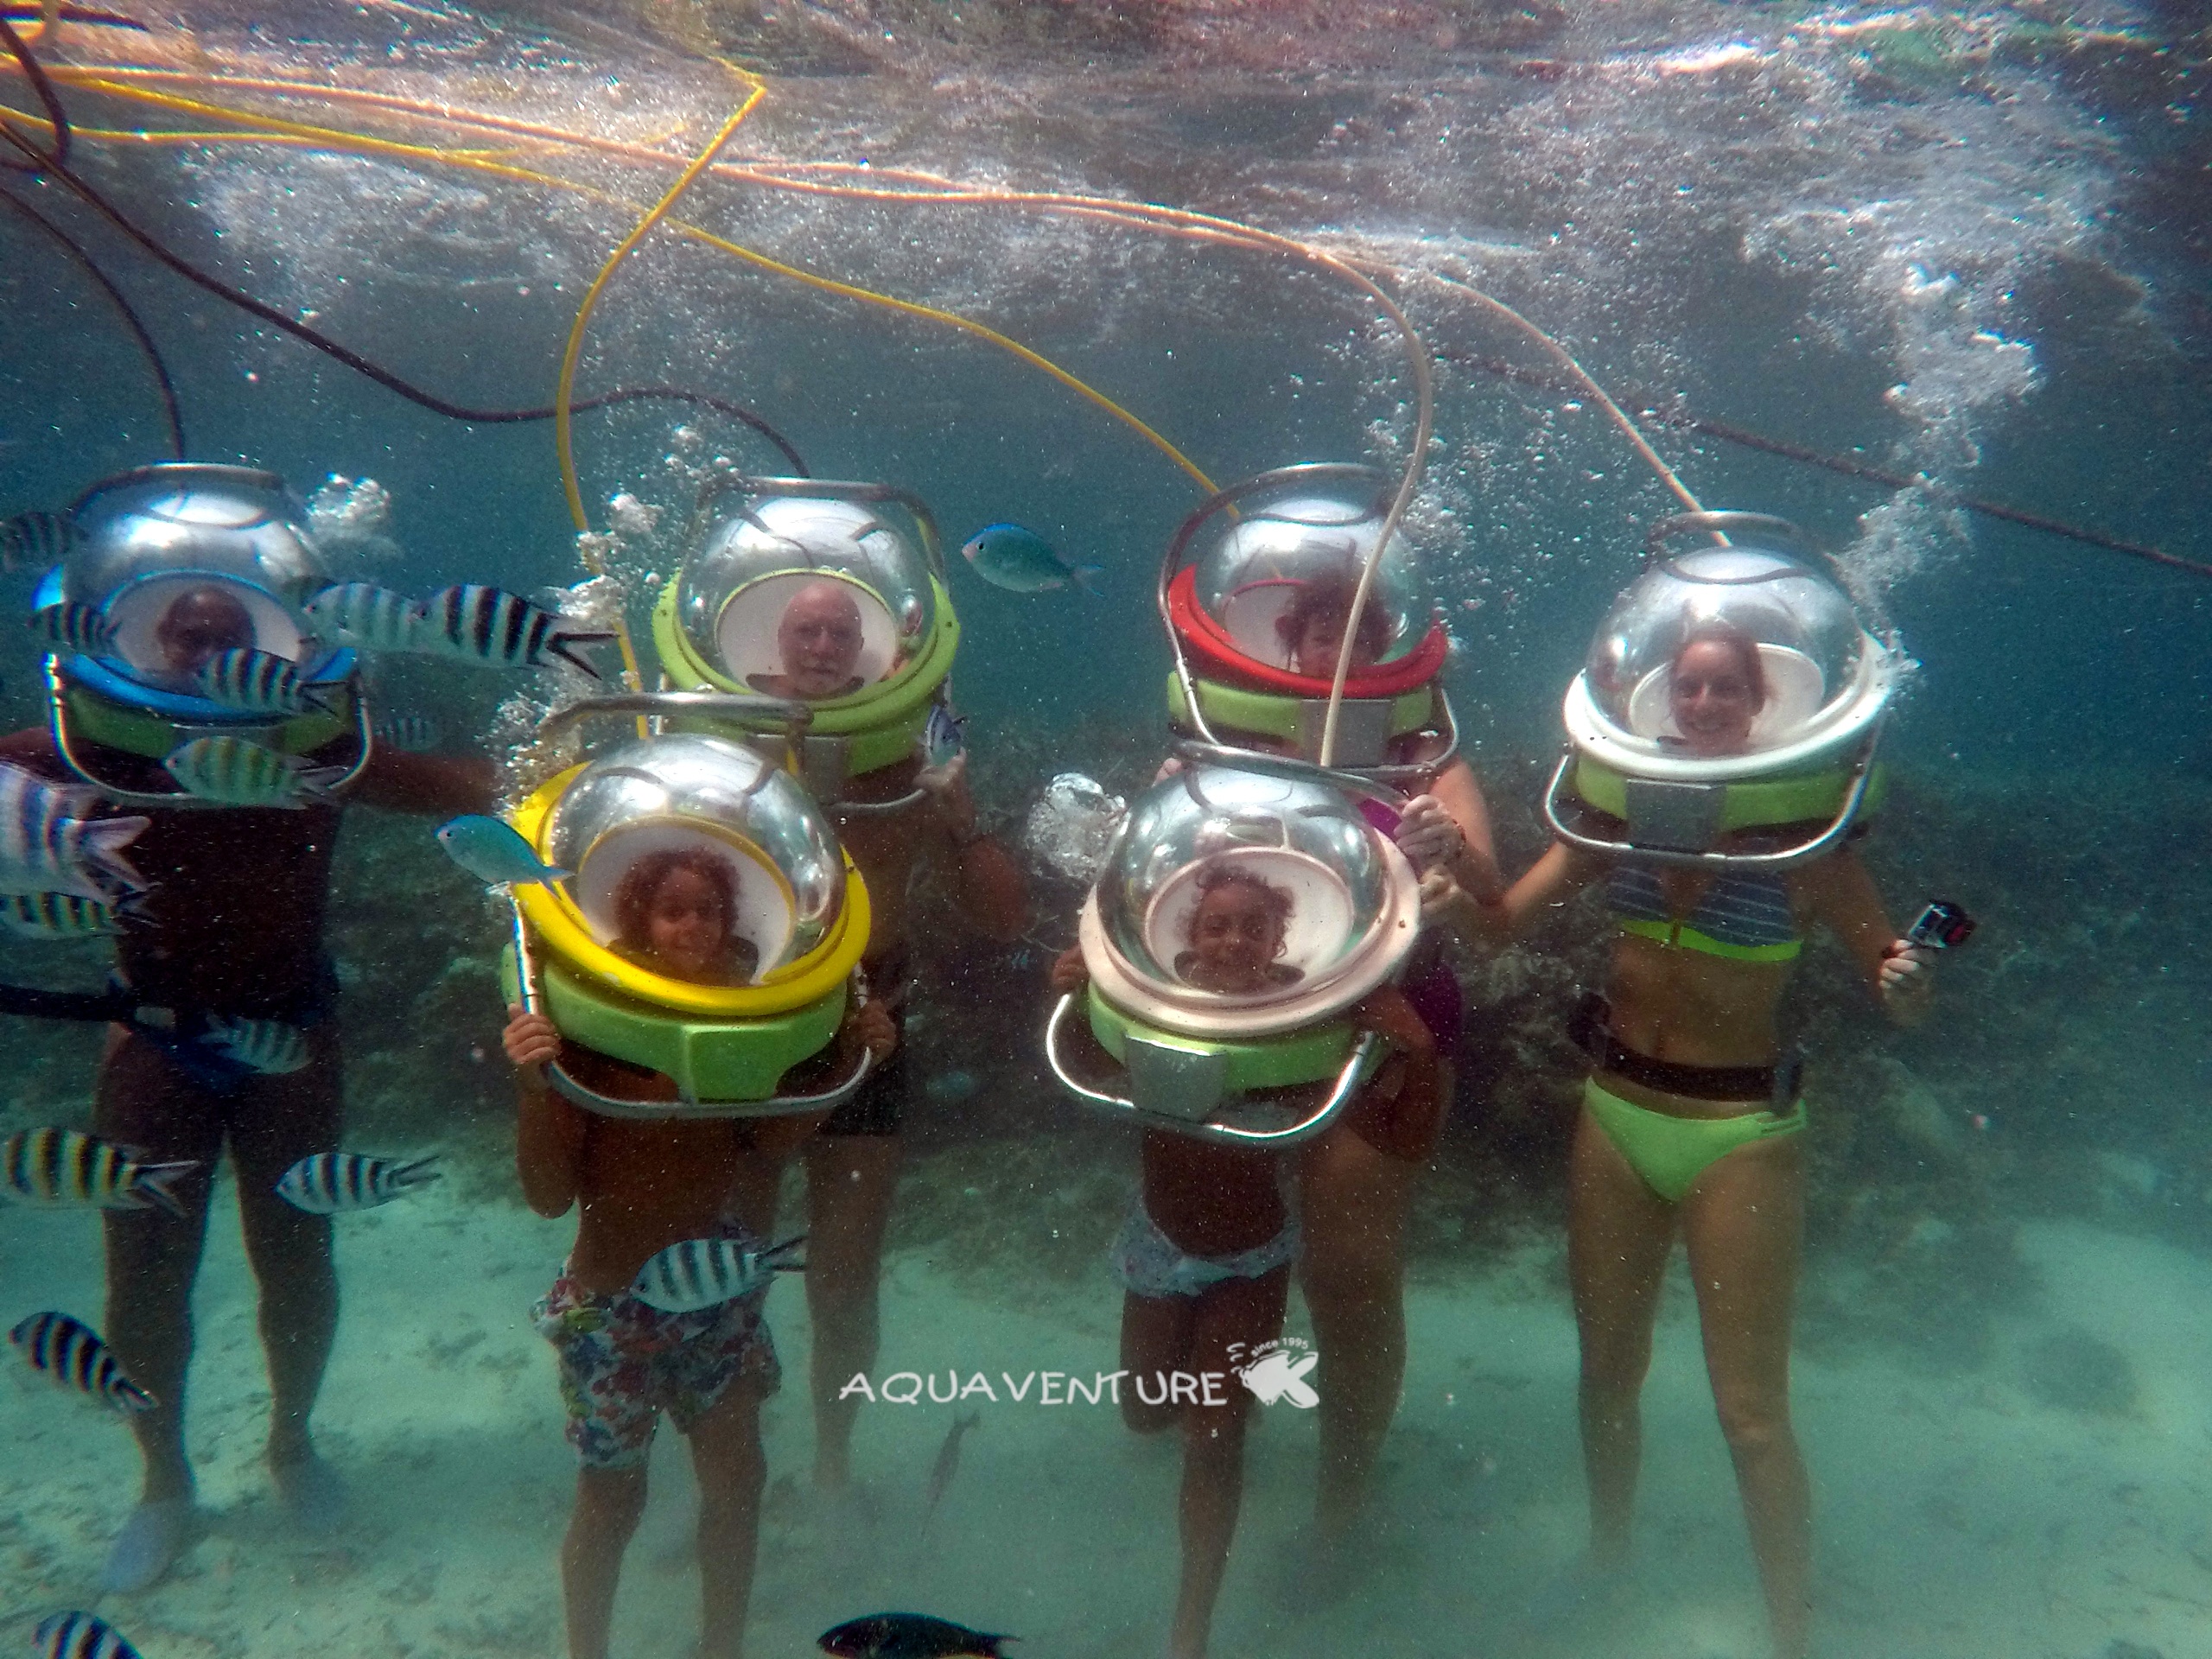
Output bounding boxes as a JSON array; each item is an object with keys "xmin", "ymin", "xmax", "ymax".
[
  {"xmin": 1294, "ymin": 1121, "xmax": 1416, "ymax": 1541},
  {"xmin": 1120, "ymin": 1290, "xmax": 1196, "ymax": 1435},
  {"xmin": 685, "ymin": 1376, "xmax": 771, "ymax": 1659},
  {"xmin": 228, "ymin": 1031, "xmax": 343, "ymax": 1490},
  {"xmin": 801, "ymin": 1129, "xmax": 900, "ymax": 1490},
  {"xmin": 564, "ymin": 1461, "xmax": 651, "ymax": 1659},
  {"xmin": 1169, "ymin": 1268, "xmax": 1289, "ymax": 1659},
  {"xmin": 1681, "ymin": 1133, "xmax": 1809, "ymax": 1659},
  {"xmin": 1566, "ymin": 1100, "xmax": 1677, "ymax": 1567}
]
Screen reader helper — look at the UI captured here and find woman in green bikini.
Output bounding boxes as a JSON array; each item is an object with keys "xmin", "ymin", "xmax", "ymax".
[{"xmin": 1497, "ymin": 623, "xmax": 1933, "ymax": 1659}]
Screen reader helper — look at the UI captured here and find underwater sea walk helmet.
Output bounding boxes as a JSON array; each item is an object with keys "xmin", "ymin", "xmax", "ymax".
[
  {"xmin": 499, "ymin": 729, "xmax": 877, "ymax": 1118},
  {"xmin": 1161, "ymin": 462, "xmax": 1457, "ymax": 783},
  {"xmin": 38, "ymin": 463, "xmax": 371, "ymax": 804},
  {"xmin": 1544, "ymin": 511, "xmax": 1903, "ymax": 867},
  {"xmin": 651, "ymin": 474, "xmax": 957, "ymax": 814},
  {"xmin": 1045, "ymin": 765, "xmax": 1421, "ymax": 1147}
]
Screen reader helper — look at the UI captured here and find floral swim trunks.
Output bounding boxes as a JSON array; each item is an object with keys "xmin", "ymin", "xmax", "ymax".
[{"xmin": 531, "ymin": 1250, "xmax": 781, "ymax": 1470}]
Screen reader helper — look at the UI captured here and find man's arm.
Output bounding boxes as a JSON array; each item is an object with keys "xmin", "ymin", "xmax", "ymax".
[
  {"xmin": 918, "ymin": 754, "xmax": 1030, "ymax": 944},
  {"xmin": 352, "ymin": 747, "xmax": 498, "ymax": 818}
]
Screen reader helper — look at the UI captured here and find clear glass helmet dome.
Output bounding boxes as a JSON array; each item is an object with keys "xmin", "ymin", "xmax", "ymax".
[
  {"xmin": 1566, "ymin": 539, "xmax": 1899, "ymax": 780},
  {"xmin": 671, "ymin": 481, "xmax": 939, "ymax": 700},
  {"xmin": 57, "ymin": 465, "xmax": 334, "ymax": 683},
  {"xmin": 539, "ymin": 734, "xmax": 846, "ymax": 986},
  {"xmin": 1080, "ymin": 766, "xmax": 1421, "ymax": 1039}
]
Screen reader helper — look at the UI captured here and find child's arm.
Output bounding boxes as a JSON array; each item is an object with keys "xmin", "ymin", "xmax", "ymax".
[
  {"xmin": 503, "ymin": 1006, "xmax": 587, "ymax": 1217},
  {"xmin": 1494, "ymin": 839, "xmax": 1603, "ymax": 939},
  {"xmin": 918, "ymin": 753, "xmax": 1031, "ymax": 944},
  {"xmin": 1350, "ymin": 983, "xmax": 1441, "ymax": 1128}
]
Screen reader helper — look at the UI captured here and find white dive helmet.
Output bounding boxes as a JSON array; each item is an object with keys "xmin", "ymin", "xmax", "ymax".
[
  {"xmin": 1077, "ymin": 765, "xmax": 1421, "ymax": 1041},
  {"xmin": 670, "ymin": 479, "xmax": 938, "ymax": 694},
  {"xmin": 1549, "ymin": 512, "xmax": 1902, "ymax": 863},
  {"xmin": 59, "ymin": 464, "xmax": 334, "ymax": 683}
]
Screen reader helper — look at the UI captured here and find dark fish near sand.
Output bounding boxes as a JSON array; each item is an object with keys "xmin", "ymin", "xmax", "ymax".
[
  {"xmin": 10, "ymin": 1311, "xmax": 156, "ymax": 1412},
  {"xmin": 819, "ymin": 1614, "xmax": 1014, "ymax": 1659},
  {"xmin": 632, "ymin": 1234, "xmax": 804, "ymax": 1313},
  {"xmin": 32, "ymin": 1611, "xmax": 144, "ymax": 1659},
  {"xmin": 2, "ymin": 508, "xmax": 75, "ymax": 573},
  {"xmin": 921, "ymin": 1411, "xmax": 980, "ymax": 1527},
  {"xmin": 276, "ymin": 1152, "xmax": 440, "ymax": 1214},
  {"xmin": 416, "ymin": 583, "xmax": 613, "ymax": 679},
  {"xmin": 1, "ymin": 1128, "xmax": 195, "ymax": 1218}
]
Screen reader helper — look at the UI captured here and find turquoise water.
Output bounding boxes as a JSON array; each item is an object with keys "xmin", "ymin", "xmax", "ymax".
[{"xmin": 2, "ymin": 3, "xmax": 2209, "ymax": 1656}]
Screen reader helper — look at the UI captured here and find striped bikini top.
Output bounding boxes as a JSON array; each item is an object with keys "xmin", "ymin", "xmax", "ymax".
[{"xmin": 1606, "ymin": 862, "xmax": 1802, "ymax": 962}]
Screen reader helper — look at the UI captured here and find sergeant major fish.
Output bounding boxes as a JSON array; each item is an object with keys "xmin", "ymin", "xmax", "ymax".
[
  {"xmin": 305, "ymin": 580, "xmax": 422, "ymax": 651},
  {"xmin": 632, "ymin": 1233, "xmax": 805, "ymax": 1313},
  {"xmin": 162, "ymin": 736, "xmax": 346, "ymax": 809},
  {"xmin": 196, "ymin": 646, "xmax": 344, "ymax": 716},
  {"xmin": 1, "ymin": 507, "xmax": 75, "ymax": 573},
  {"xmin": 416, "ymin": 583, "xmax": 613, "ymax": 680},
  {"xmin": 2, "ymin": 1128, "xmax": 195, "ymax": 1218},
  {"xmin": 0, "ymin": 890, "xmax": 127, "ymax": 938},
  {"xmin": 435, "ymin": 814, "xmax": 572, "ymax": 887},
  {"xmin": 374, "ymin": 714, "xmax": 442, "ymax": 753},
  {"xmin": 922, "ymin": 703, "xmax": 966, "ymax": 770},
  {"xmin": 9, "ymin": 1310, "xmax": 156, "ymax": 1412},
  {"xmin": 276, "ymin": 1151, "xmax": 440, "ymax": 1214},
  {"xmin": 0, "ymin": 761, "xmax": 148, "ymax": 901},
  {"xmin": 958, "ymin": 523, "xmax": 1102, "ymax": 595},
  {"xmin": 27, "ymin": 600, "xmax": 117, "ymax": 657},
  {"xmin": 32, "ymin": 1611, "xmax": 144, "ymax": 1659},
  {"xmin": 200, "ymin": 1014, "xmax": 311, "ymax": 1075}
]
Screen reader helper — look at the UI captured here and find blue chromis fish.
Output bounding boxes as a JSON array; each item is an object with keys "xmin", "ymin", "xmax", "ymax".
[
  {"xmin": 1, "ymin": 508, "xmax": 75, "ymax": 573},
  {"xmin": 632, "ymin": 1234, "xmax": 804, "ymax": 1313},
  {"xmin": 276, "ymin": 1152, "xmax": 439, "ymax": 1214},
  {"xmin": 162, "ymin": 736, "xmax": 346, "ymax": 808},
  {"xmin": 2, "ymin": 1128, "xmax": 195, "ymax": 1218},
  {"xmin": 33, "ymin": 1611, "xmax": 145, "ymax": 1659},
  {"xmin": 0, "ymin": 890, "xmax": 127, "ymax": 938},
  {"xmin": 416, "ymin": 583, "xmax": 613, "ymax": 679},
  {"xmin": 921, "ymin": 703, "xmax": 966, "ymax": 770},
  {"xmin": 958, "ymin": 524, "xmax": 1101, "ymax": 595},
  {"xmin": 200, "ymin": 1015, "xmax": 310, "ymax": 1076},
  {"xmin": 195, "ymin": 646, "xmax": 342, "ymax": 716},
  {"xmin": 435, "ymin": 815, "xmax": 572, "ymax": 887},
  {"xmin": 818, "ymin": 1614, "xmax": 1014, "ymax": 1659},
  {"xmin": 305, "ymin": 581, "xmax": 422, "ymax": 651},
  {"xmin": 28, "ymin": 600, "xmax": 118, "ymax": 657},
  {"xmin": 0, "ymin": 761, "xmax": 148, "ymax": 902},
  {"xmin": 373, "ymin": 714, "xmax": 442, "ymax": 753},
  {"xmin": 9, "ymin": 1311, "xmax": 156, "ymax": 1413}
]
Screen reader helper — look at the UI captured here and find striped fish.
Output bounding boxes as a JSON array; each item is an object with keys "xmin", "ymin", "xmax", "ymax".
[
  {"xmin": 304, "ymin": 581, "xmax": 422, "ymax": 652},
  {"xmin": 32, "ymin": 1612, "xmax": 144, "ymax": 1659},
  {"xmin": 195, "ymin": 646, "xmax": 342, "ymax": 716},
  {"xmin": 161, "ymin": 736, "xmax": 346, "ymax": 809},
  {"xmin": 27, "ymin": 600, "xmax": 118, "ymax": 658},
  {"xmin": 416, "ymin": 583, "xmax": 613, "ymax": 680},
  {"xmin": 373, "ymin": 714, "xmax": 442, "ymax": 753},
  {"xmin": 1, "ymin": 1128, "xmax": 195, "ymax": 1218},
  {"xmin": 0, "ymin": 890, "xmax": 125, "ymax": 938},
  {"xmin": 275, "ymin": 1151, "xmax": 439, "ymax": 1214},
  {"xmin": 1, "ymin": 508, "xmax": 74, "ymax": 573},
  {"xmin": 200, "ymin": 1014, "xmax": 311, "ymax": 1075},
  {"xmin": 0, "ymin": 762, "xmax": 148, "ymax": 901},
  {"xmin": 631, "ymin": 1233, "xmax": 804, "ymax": 1313},
  {"xmin": 9, "ymin": 1311, "xmax": 156, "ymax": 1412}
]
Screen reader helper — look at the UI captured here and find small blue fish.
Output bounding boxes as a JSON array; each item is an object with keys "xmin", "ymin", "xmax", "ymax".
[
  {"xmin": 416, "ymin": 584, "xmax": 613, "ymax": 679},
  {"xmin": 196, "ymin": 646, "xmax": 342, "ymax": 716},
  {"xmin": 958, "ymin": 524, "xmax": 1101, "ymax": 595},
  {"xmin": 1, "ymin": 508, "xmax": 74, "ymax": 573},
  {"xmin": 922, "ymin": 703, "xmax": 966, "ymax": 769},
  {"xmin": 305, "ymin": 582, "xmax": 421, "ymax": 652},
  {"xmin": 435, "ymin": 815, "xmax": 571, "ymax": 887},
  {"xmin": 276, "ymin": 1152, "xmax": 439, "ymax": 1214},
  {"xmin": 200, "ymin": 1015, "xmax": 310, "ymax": 1075},
  {"xmin": 819, "ymin": 1614, "xmax": 1014, "ymax": 1659},
  {"xmin": 162, "ymin": 736, "xmax": 346, "ymax": 809},
  {"xmin": 373, "ymin": 714, "xmax": 442, "ymax": 753},
  {"xmin": 10, "ymin": 1311, "xmax": 156, "ymax": 1413},
  {"xmin": 28, "ymin": 600, "xmax": 117, "ymax": 657},
  {"xmin": 922, "ymin": 1069, "xmax": 978, "ymax": 1106},
  {"xmin": 33, "ymin": 1611, "xmax": 144, "ymax": 1659},
  {"xmin": 632, "ymin": 1234, "xmax": 804, "ymax": 1313}
]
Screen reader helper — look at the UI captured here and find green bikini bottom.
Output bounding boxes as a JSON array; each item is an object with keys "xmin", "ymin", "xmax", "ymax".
[{"xmin": 1583, "ymin": 1078, "xmax": 1805, "ymax": 1204}]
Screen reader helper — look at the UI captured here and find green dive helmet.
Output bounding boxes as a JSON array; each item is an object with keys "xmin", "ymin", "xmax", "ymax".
[
  {"xmin": 1045, "ymin": 764, "xmax": 1421, "ymax": 1147},
  {"xmin": 651, "ymin": 475, "xmax": 957, "ymax": 811},
  {"xmin": 1542, "ymin": 512, "xmax": 1903, "ymax": 867}
]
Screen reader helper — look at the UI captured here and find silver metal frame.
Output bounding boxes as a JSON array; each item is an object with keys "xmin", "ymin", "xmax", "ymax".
[
  {"xmin": 1043, "ymin": 992, "xmax": 1382, "ymax": 1148},
  {"xmin": 690, "ymin": 474, "xmax": 946, "ymax": 582}
]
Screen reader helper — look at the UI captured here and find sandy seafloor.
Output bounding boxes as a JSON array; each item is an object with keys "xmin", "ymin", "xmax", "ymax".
[{"xmin": 3, "ymin": 1156, "xmax": 2207, "ymax": 1659}]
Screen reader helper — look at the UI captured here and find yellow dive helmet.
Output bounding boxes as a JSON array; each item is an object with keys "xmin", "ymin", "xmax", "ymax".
[
  {"xmin": 1161, "ymin": 463, "xmax": 1457, "ymax": 783},
  {"xmin": 1045, "ymin": 763, "xmax": 1421, "ymax": 1147},
  {"xmin": 651, "ymin": 475, "xmax": 957, "ymax": 811},
  {"xmin": 500, "ymin": 732, "xmax": 874, "ymax": 1118},
  {"xmin": 1543, "ymin": 511, "xmax": 1903, "ymax": 866},
  {"xmin": 38, "ymin": 464, "xmax": 368, "ymax": 804}
]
